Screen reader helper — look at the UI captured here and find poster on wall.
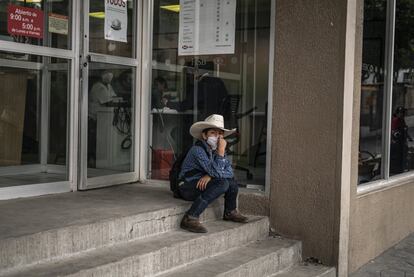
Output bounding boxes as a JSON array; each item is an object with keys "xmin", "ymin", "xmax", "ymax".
[
  {"xmin": 7, "ymin": 4, "xmax": 44, "ymax": 39},
  {"xmin": 49, "ymin": 13, "xmax": 68, "ymax": 35},
  {"xmin": 104, "ymin": 0, "xmax": 128, "ymax": 43},
  {"xmin": 178, "ymin": 0, "xmax": 237, "ymax": 56}
]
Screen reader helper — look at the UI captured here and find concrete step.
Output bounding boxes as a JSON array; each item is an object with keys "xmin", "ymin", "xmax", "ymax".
[
  {"xmin": 0, "ymin": 217, "xmax": 269, "ymax": 277},
  {"xmin": 0, "ymin": 198, "xmax": 223, "ymax": 273},
  {"xmin": 157, "ymin": 237, "xmax": 302, "ymax": 277},
  {"xmin": 273, "ymin": 263, "xmax": 336, "ymax": 277}
]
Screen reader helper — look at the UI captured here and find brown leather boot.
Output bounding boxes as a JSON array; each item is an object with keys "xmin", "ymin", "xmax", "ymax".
[
  {"xmin": 180, "ymin": 214, "xmax": 208, "ymax": 233},
  {"xmin": 223, "ymin": 210, "xmax": 249, "ymax": 223}
]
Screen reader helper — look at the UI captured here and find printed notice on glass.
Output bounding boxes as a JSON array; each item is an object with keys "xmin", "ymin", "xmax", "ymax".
[
  {"xmin": 7, "ymin": 4, "xmax": 44, "ymax": 39},
  {"xmin": 49, "ymin": 13, "xmax": 68, "ymax": 35},
  {"xmin": 178, "ymin": 0, "xmax": 237, "ymax": 56},
  {"xmin": 104, "ymin": 0, "xmax": 128, "ymax": 43}
]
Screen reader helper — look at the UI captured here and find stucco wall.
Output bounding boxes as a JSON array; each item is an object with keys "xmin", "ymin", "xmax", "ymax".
[
  {"xmin": 350, "ymin": 184, "xmax": 414, "ymax": 272},
  {"xmin": 238, "ymin": 191, "xmax": 270, "ymax": 217},
  {"xmin": 270, "ymin": 0, "xmax": 348, "ymax": 265}
]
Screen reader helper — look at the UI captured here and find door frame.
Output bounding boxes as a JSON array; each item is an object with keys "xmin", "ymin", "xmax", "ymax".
[
  {"xmin": 0, "ymin": 0, "xmax": 80, "ymax": 199},
  {"xmin": 78, "ymin": 0, "xmax": 143, "ymax": 190},
  {"xmin": 0, "ymin": 0, "xmax": 145, "ymax": 199}
]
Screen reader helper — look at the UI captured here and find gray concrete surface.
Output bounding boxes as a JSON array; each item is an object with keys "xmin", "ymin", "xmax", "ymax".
[
  {"xmin": 0, "ymin": 183, "xmax": 222, "ymax": 272},
  {"xmin": 274, "ymin": 264, "xmax": 336, "ymax": 277},
  {"xmin": 351, "ymin": 233, "xmax": 414, "ymax": 276},
  {"xmin": 238, "ymin": 190, "xmax": 270, "ymax": 216},
  {"xmin": 0, "ymin": 183, "xmax": 187, "ymax": 240},
  {"xmin": 157, "ymin": 237, "xmax": 301, "ymax": 277},
  {"xmin": 2, "ymin": 217, "xmax": 269, "ymax": 277},
  {"xmin": 0, "ymin": 183, "xmax": 336, "ymax": 277}
]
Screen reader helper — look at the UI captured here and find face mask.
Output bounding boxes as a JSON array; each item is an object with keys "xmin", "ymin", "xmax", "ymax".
[{"xmin": 206, "ymin": 136, "xmax": 218, "ymax": 150}]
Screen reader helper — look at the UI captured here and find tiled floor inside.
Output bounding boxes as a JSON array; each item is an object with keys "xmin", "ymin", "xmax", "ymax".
[
  {"xmin": 0, "ymin": 172, "xmax": 66, "ymax": 188},
  {"xmin": 0, "ymin": 168, "xmax": 132, "ymax": 188}
]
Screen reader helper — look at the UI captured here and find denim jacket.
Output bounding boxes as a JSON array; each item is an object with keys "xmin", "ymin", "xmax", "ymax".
[{"xmin": 179, "ymin": 140, "xmax": 234, "ymax": 183}]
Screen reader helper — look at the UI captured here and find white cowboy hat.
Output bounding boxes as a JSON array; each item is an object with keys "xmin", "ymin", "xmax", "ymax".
[{"xmin": 189, "ymin": 114, "xmax": 236, "ymax": 140}]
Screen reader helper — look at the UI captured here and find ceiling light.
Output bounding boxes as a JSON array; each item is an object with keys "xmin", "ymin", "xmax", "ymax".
[
  {"xmin": 89, "ymin": 12, "xmax": 105, "ymax": 19},
  {"xmin": 160, "ymin": 5, "xmax": 180, "ymax": 13},
  {"xmin": 17, "ymin": 0, "xmax": 65, "ymax": 2},
  {"xmin": 16, "ymin": 0, "xmax": 42, "ymax": 3}
]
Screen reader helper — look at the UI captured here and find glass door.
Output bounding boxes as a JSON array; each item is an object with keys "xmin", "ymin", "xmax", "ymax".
[{"xmin": 79, "ymin": 0, "xmax": 140, "ymax": 190}]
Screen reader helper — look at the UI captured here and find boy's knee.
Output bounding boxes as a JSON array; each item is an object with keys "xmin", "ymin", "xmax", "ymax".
[{"xmin": 211, "ymin": 178, "xmax": 229, "ymax": 193}]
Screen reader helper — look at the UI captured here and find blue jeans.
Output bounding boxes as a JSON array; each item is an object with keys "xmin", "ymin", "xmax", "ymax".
[{"xmin": 178, "ymin": 178, "xmax": 238, "ymax": 218}]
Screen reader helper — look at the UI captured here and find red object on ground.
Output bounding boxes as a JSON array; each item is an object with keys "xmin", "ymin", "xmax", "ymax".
[
  {"xmin": 152, "ymin": 149, "xmax": 174, "ymax": 180},
  {"xmin": 7, "ymin": 4, "xmax": 44, "ymax": 39}
]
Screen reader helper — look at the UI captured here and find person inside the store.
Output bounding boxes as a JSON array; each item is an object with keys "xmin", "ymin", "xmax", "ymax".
[
  {"xmin": 113, "ymin": 70, "xmax": 133, "ymax": 102},
  {"xmin": 157, "ymin": 62, "xmax": 232, "ymax": 122},
  {"xmin": 151, "ymin": 76, "xmax": 170, "ymax": 109},
  {"xmin": 88, "ymin": 71, "xmax": 118, "ymax": 167},
  {"xmin": 390, "ymin": 106, "xmax": 413, "ymax": 174},
  {"xmin": 178, "ymin": 114, "xmax": 248, "ymax": 233}
]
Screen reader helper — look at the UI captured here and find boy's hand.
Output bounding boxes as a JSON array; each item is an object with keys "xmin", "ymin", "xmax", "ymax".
[
  {"xmin": 217, "ymin": 136, "xmax": 227, "ymax": 156},
  {"xmin": 197, "ymin": 175, "xmax": 212, "ymax": 191}
]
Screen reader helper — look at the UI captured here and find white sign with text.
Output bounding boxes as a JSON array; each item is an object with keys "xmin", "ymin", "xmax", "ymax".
[
  {"xmin": 104, "ymin": 0, "xmax": 127, "ymax": 43},
  {"xmin": 178, "ymin": 0, "xmax": 237, "ymax": 56}
]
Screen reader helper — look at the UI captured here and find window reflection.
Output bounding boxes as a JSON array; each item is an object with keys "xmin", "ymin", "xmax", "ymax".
[
  {"xmin": 358, "ymin": 0, "xmax": 386, "ymax": 184},
  {"xmin": 150, "ymin": 0, "xmax": 271, "ymax": 187},
  {"xmin": 0, "ymin": 52, "xmax": 69, "ymax": 188},
  {"xmin": 390, "ymin": 0, "xmax": 414, "ymax": 175},
  {"xmin": 87, "ymin": 64, "xmax": 135, "ymax": 178},
  {"xmin": 359, "ymin": 0, "xmax": 414, "ymax": 183}
]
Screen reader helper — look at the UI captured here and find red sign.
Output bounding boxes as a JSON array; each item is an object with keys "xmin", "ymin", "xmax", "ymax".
[{"xmin": 7, "ymin": 4, "xmax": 43, "ymax": 39}]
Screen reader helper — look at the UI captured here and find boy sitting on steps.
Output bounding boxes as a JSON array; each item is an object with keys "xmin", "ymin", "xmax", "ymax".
[{"xmin": 177, "ymin": 114, "xmax": 248, "ymax": 233}]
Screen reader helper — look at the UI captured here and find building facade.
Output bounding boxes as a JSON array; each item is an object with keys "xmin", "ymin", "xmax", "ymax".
[{"xmin": 0, "ymin": 0, "xmax": 413, "ymax": 275}]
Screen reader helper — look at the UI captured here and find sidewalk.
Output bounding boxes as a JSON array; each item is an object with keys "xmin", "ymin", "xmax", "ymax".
[{"xmin": 351, "ymin": 233, "xmax": 414, "ymax": 277}]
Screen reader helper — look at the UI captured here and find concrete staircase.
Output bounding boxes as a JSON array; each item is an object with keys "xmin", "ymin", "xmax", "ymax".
[{"xmin": 0, "ymin": 184, "xmax": 336, "ymax": 277}]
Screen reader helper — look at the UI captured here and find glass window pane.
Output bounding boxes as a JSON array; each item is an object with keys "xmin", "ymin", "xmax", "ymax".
[
  {"xmin": 0, "ymin": 0, "xmax": 72, "ymax": 49},
  {"xmin": 87, "ymin": 63, "xmax": 135, "ymax": 177},
  {"xmin": 358, "ymin": 0, "xmax": 387, "ymax": 184},
  {"xmin": 0, "ymin": 51, "xmax": 70, "ymax": 188},
  {"xmin": 89, "ymin": 0, "xmax": 135, "ymax": 58},
  {"xmin": 149, "ymin": 0, "xmax": 271, "ymax": 188},
  {"xmin": 48, "ymin": 65, "xmax": 69, "ymax": 166},
  {"xmin": 389, "ymin": 0, "xmax": 414, "ymax": 176}
]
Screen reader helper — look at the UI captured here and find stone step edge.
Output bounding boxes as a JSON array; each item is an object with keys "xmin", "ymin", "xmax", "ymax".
[
  {"xmin": 272, "ymin": 263, "xmax": 337, "ymax": 277},
  {"xmin": 0, "ymin": 201, "xmax": 223, "ymax": 272},
  {"xmin": 1, "ymin": 217, "xmax": 270, "ymax": 277},
  {"xmin": 155, "ymin": 237, "xmax": 302, "ymax": 277}
]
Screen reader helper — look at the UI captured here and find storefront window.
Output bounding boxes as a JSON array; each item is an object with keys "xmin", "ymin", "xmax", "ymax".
[
  {"xmin": 0, "ymin": 0, "xmax": 71, "ymax": 49},
  {"xmin": 358, "ymin": 0, "xmax": 386, "ymax": 184},
  {"xmin": 359, "ymin": 0, "xmax": 414, "ymax": 185},
  {"xmin": 390, "ymin": 0, "xmax": 414, "ymax": 175},
  {"xmin": 0, "ymin": 51, "xmax": 69, "ymax": 188},
  {"xmin": 149, "ymin": 0, "xmax": 271, "ymax": 188}
]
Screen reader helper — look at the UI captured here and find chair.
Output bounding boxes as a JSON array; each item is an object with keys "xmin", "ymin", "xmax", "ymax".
[
  {"xmin": 253, "ymin": 102, "xmax": 268, "ymax": 167},
  {"xmin": 224, "ymin": 95, "xmax": 257, "ymax": 180}
]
